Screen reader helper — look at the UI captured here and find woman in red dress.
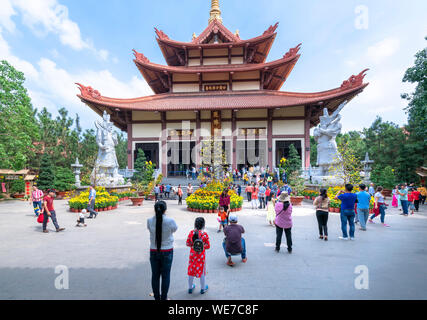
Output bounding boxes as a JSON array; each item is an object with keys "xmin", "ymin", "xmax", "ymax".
[{"xmin": 186, "ymin": 217, "xmax": 210, "ymax": 294}]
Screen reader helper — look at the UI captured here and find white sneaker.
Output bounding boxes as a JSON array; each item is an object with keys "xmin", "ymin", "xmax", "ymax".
[
  {"xmin": 350, "ymin": 237, "xmax": 355, "ymax": 241},
  {"xmin": 339, "ymin": 236, "xmax": 349, "ymax": 241}
]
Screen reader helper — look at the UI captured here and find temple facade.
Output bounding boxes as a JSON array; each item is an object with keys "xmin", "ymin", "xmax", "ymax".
[{"xmin": 77, "ymin": 0, "xmax": 369, "ymax": 177}]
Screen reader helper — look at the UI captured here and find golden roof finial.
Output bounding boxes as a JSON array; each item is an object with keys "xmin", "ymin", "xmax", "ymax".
[
  {"xmin": 209, "ymin": 0, "xmax": 222, "ymax": 24},
  {"xmin": 192, "ymin": 32, "xmax": 197, "ymax": 40}
]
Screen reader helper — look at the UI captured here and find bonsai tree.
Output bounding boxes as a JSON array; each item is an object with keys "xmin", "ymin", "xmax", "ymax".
[
  {"xmin": 37, "ymin": 153, "xmax": 55, "ymax": 191},
  {"xmin": 53, "ymin": 167, "xmax": 75, "ymax": 191},
  {"xmin": 289, "ymin": 171, "xmax": 305, "ymax": 196}
]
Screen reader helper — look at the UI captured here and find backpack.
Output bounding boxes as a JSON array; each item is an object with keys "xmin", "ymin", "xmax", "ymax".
[{"xmin": 192, "ymin": 230, "xmax": 204, "ymax": 253}]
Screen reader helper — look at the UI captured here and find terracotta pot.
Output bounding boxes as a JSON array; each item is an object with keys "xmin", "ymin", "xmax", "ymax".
[
  {"xmin": 334, "ymin": 208, "xmax": 340, "ymax": 213},
  {"xmin": 130, "ymin": 197, "xmax": 144, "ymax": 206},
  {"xmin": 108, "ymin": 206, "xmax": 112, "ymax": 210},
  {"xmin": 329, "ymin": 207, "xmax": 334, "ymax": 212},
  {"xmin": 382, "ymin": 189, "xmax": 392, "ymax": 197},
  {"xmin": 290, "ymin": 196, "xmax": 304, "ymax": 206}
]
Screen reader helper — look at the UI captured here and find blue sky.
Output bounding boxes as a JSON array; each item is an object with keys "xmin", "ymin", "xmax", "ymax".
[{"xmin": 1, "ymin": 0, "xmax": 426, "ymax": 132}]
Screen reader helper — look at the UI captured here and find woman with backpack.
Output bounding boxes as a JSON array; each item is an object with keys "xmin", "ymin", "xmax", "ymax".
[
  {"xmin": 186, "ymin": 217, "xmax": 210, "ymax": 294},
  {"xmin": 147, "ymin": 201, "xmax": 178, "ymax": 300}
]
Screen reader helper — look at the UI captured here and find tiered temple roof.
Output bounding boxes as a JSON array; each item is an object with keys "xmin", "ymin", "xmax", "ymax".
[{"xmin": 77, "ymin": 1, "xmax": 369, "ymax": 132}]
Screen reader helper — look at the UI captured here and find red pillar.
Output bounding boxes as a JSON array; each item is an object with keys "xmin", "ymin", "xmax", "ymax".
[
  {"xmin": 232, "ymin": 110, "xmax": 237, "ymax": 171},
  {"xmin": 196, "ymin": 111, "xmax": 201, "ymax": 168},
  {"xmin": 304, "ymin": 106, "xmax": 311, "ymax": 168},
  {"xmin": 161, "ymin": 112, "xmax": 167, "ymax": 177},
  {"xmin": 268, "ymin": 108, "xmax": 273, "ymax": 170},
  {"xmin": 127, "ymin": 124, "xmax": 133, "ymax": 169}
]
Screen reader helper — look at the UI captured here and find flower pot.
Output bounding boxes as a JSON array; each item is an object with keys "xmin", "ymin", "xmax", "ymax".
[
  {"xmin": 382, "ymin": 189, "xmax": 392, "ymax": 197},
  {"xmin": 57, "ymin": 191, "xmax": 68, "ymax": 198},
  {"xmin": 334, "ymin": 208, "xmax": 340, "ymax": 213},
  {"xmin": 290, "ymin": 196, "xmax": 304, "ymax": 206},
  {"xmin": 130, "ymin": 197, "xmax": 144, "ymax": 206},
  {"xmin": 329, "ymin": 207, "xmax": 334, "ymax": 212},
  {"xmin": 108, "ymin": 206, "xmax": 112, "ymax": 210}
]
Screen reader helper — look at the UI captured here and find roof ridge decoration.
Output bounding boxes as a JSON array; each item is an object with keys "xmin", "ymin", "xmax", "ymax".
[
  {"xmin": 154, "ymin": 27, "xmax": 169, "ymax": 40},
  {"xmin": 132, "ymin": 49, "xmax": 150, "ymax": 63},
  {"xmin": 263, "ymin": 22, "xmax": 279, "ymax": 35},
  {"xmin": 283, "ymin": 43, "xmax": 302, "ymax": 59},
  {"xmin": 192, "ymin": 18, "xmax": 239, "ymax": 44},
  {"xmin": 76, "ymin": 83, "xmax": 101, "ymax": 100},
  {"xmin": 340, "ymin": 69, "xmax": 369, "ymax": 90}
]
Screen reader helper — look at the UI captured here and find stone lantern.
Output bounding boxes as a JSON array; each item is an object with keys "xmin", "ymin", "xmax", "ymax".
[{"xmin": 71, "ymin": 158, "xmax": 83, "ymax": 188}]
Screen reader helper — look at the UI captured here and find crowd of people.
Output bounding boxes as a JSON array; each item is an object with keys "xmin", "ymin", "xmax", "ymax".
[
  {"xmin": 27, "ymin": 174, "xmax": 425, "ymax": 301},
  {"xmin": 145, "ymin": 179, "xmax": 426, "ymax": 300}
]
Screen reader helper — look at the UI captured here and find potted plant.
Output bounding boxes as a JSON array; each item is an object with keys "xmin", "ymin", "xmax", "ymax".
[
  {"xmin": 130, "ymin": 183, "xmax": 145, "ymax": 206},
  {"xmin": 289, "ymin": 173, "xmax": 305, "ymax": 206}
]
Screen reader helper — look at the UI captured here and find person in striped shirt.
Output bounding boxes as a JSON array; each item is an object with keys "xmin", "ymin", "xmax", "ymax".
[{"xmin": 30, "ymin": 185, "xmax": 44, "ymax": 217}]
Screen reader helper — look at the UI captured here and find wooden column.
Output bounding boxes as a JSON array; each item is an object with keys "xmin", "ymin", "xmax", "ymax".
[
  {"xmin": 161, "ymin": 112, "xmax": 167, "ymax": 177},
  {"xmin": 232, "ymin": 110, "xmax": 237, "ymax": 171},
  {"xmin": 304, "ymin": 105, "xmax": 311, "ymax": 169},
  {"xmin": 127, "ymin": 123, "xmax": 133, "ymax": 169},
  {"xmin": 267, "ymin": 108, "xmax": 273, "ymax": 170}
]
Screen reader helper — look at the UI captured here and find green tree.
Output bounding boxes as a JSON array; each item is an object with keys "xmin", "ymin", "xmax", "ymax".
[
  {"xmin": 10, "ymin": 179, "xmax": 26, "ymax": 194},
  {"xmin": 371, "ymin": 165, "xmax": 396, "ymax": 189},
  {"xmin": 133, "ymin": 149, "xmax": 148, "ymax": 182},
  {"xmin": 286, "ymin": 144, "xmax": 302, "ymax": 178},
  {"xmin": 362, "ymin": 117, "xmax": 406, "ymax": 180},
  {"xmin": 115, "ymin": 132, "xmax": 128, "ymax": 169},
  {"xmin": 310, "ymin": 136, "xmax": 318, "ymax": 167},
  {"xmin": 37, "ymin": 153, "xmax": 55, "ymax": 191},
  {"xmin": 0, "ymin": 60, "xmax": 39, "ymax": 170},
  {"xmin": 53, "ymin": 167, "xmax": 75, "ymax": 191},
  {"xmin": 401, "ymin": 37, "xmax": 427, "ymax": 182}
]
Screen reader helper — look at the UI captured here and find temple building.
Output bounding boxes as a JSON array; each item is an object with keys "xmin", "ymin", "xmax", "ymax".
[{"xmin": 77, "ymin": 0, "xmax": 369, "ymax": 177}]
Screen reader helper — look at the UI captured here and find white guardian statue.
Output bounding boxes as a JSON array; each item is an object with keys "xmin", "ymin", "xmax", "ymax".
[
  {"xmin": 91, "ymin": 111, "xmax": 125, "ymax": 186},
  {"xmin": 313, "ymin": 101, "xmax": 348, "ymax": 177}
]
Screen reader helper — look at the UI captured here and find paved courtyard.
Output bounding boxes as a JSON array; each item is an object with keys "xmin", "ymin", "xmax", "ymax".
[{"xmin": 0, "ymin": 198, "xmax": 426, "ymax": 300}]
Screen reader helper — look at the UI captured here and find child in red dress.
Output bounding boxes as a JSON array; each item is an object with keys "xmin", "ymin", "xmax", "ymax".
[{"xmin": 186, "ymin": 217, "xmax": 210, "ymax": 294}]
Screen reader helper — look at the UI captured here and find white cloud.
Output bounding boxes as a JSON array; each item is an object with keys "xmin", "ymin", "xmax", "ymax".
[
  {"xmin": 0, "ymin": 30, "xmax": 39, "ymax": 80},
  {"xmin": 338, "ymin": 34, "xmax": 421, "ymax": 132},
  {"xmin": 0, "ymin": 0, "xmax": 109, "ymax": 60},
  {"xmin": 0, "ymin": 0, "xmax": 16, "ymax": 32},
  {"xmin": 365, "ymin": 37, "xmax": 400, "ymax": 64},
  {"xmin": 0, "ymin": 24, "xmax": 152, "ymax": 128}
]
